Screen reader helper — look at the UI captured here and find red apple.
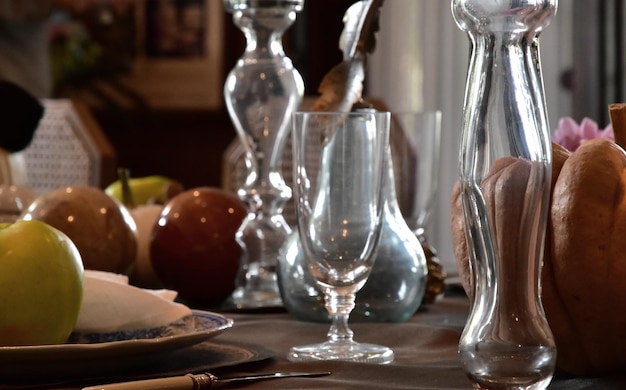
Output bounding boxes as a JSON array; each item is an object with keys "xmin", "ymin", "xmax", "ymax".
[
  {"xmin": 150, "ymin": 187, "xmax": 246, "ymax": 305},
  {"xmin": 21, "ymin": 186, "xmax": 137, "ymax": 274}
]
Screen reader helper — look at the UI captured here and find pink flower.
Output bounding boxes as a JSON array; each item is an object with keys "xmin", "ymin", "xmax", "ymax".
[{"xmin": 552, "ymin": 117, "xmax": 614, "ymax": 152}]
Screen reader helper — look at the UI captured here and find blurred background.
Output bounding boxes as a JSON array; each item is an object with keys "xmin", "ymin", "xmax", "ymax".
[{"xmin": 2, "ymin": 0, "xmax": 623, "ymax": 274}]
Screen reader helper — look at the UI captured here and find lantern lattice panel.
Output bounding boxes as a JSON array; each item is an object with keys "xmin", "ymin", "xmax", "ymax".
[{"xmin": 21, "ymin": 100, "xmax": 116, "ymax": 193}]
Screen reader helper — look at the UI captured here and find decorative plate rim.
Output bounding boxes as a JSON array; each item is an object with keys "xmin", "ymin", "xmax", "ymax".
[{"xmin": 0, "ymin": 310, "xmax": 233, "ymax": 363}]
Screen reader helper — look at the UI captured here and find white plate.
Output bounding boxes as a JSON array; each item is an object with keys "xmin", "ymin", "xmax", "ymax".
[{"xmin": 0, "ymin": 310, "xmax": 232, "ymax": 365}]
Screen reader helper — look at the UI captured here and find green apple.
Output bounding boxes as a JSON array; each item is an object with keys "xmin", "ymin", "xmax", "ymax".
[
  {"xmin": 105, "ymin": 175, "xmax": 183, "ymax": 206},
  {"xmin": 0, "ymin": 220, "xmax": 84, "ymax": 346}
]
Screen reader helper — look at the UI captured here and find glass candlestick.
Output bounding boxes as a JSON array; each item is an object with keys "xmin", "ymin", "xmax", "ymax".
[
  {"xmin": 452, "ymin": 0, "xmax": 558, "ymax": 388},
  {"xmin": 222, "ymin": 0, "xmax": 305, "ymax": 309}
]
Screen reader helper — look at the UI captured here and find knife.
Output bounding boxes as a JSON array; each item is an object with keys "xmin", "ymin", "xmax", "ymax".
[{"xmin": 82, "ymin": 371, "xmax": 331, "ymax": 390}]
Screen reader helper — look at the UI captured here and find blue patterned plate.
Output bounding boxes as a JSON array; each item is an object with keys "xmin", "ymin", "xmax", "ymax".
[{"xmin": 0, "ymin": 310, "xmax": 233, "ymax": 364}]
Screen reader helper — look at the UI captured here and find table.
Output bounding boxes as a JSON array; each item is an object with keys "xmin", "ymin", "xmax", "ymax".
[
  {"xmin": 15, "ymin": 289, "xmax": 626, "ymax": 389},
  {"xmin": 205, "ymin": 289, "xmax": 626, "ymax": 389},
  {"xmin": 214, "ymin": 291, "xmax": 471, "ymax": 389}
]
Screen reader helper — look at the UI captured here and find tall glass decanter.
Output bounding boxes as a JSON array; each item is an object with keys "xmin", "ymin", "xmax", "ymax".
[
  {"xmin": 452, "ymin": 1, "xmax": 558, "ymax": 388},
  {"xmin": 223, "ymin": 0, "xmax": 305, "ymax": 309}
]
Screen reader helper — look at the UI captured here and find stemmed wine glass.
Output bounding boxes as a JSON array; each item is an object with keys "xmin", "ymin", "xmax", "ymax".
[{"xmin": 287, "ymin": 110, "xmax": 394, "ymax": 363}]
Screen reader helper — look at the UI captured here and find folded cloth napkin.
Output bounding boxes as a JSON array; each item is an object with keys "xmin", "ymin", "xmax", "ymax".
[{"xmin": 74, "ymin": 270, "xmax": 192, "ymax": 334}]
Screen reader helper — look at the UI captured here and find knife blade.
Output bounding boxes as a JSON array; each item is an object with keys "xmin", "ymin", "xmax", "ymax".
[{"xmin": 82, "ymin": 371, "xmax": 331, "ymax": 390}]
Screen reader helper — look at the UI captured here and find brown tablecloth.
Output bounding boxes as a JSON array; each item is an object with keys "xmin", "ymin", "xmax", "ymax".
[
  {"xmin": 21, "ymin": 290, "xmax": 626, "ymax": 389},
  {"xmin": 213, "ymin": 294, "xmax": 470, "ymax": 389},
  {"xmin": 206, "ymin": 292, "xmax": 626, "ymax": 390}
]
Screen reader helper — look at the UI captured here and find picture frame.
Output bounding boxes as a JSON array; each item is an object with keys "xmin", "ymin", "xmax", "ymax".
[{"xmin": 119, "ymin": 0, "xmax": 225, "ymax": 110}]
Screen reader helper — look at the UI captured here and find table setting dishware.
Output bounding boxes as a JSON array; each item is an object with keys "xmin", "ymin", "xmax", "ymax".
[
  {"xmin": 286, "ymin": 109, "xmax": 394, "ymax": 363},
  {"xmin": 221, "ymin": 0, "xmax": 305, "ymax": 310},
  {"xmin": 0, "ymin": 340, "xmax": 274, "ymax": 388},
  {"xmin": 0, "ymin": 270, "xmax": 256, "ymax": 383},
  {"xmin": 0, "ymin": 310, "xmax": 231, "ymax": 366},
  {"xmin": 451, "ymin": 0, "xmax": 558, "ymax": 387}
]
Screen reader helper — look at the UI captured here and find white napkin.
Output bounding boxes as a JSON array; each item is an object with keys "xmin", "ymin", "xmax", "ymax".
[{"xmin": 74, "ymin": 270, "xmax": 192, "ymax": 334}]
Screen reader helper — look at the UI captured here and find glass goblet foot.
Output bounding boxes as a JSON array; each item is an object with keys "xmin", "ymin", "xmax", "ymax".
[{"xmin": 288, "ymin": 340, "xmax": 394, "ymax": 364}]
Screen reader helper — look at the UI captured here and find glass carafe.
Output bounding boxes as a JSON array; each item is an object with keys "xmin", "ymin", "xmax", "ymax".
[
  {"xmin": 222, "ymin": 0, "xmax": 305, "ymax": 309},
  {"xmin": 452, "ymin": 0, "xmax": 558, "ymax": 388}
]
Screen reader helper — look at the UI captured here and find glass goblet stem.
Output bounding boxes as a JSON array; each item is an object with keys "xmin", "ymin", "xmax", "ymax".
[{"xmin": 325, "ymin": 292, "xmax": 356, "ymax": 344}]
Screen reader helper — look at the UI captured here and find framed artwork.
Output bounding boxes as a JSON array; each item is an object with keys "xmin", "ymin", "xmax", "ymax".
[{"xmin": 120, "ymin": 0, "xmax": 225, "ymax": 110}]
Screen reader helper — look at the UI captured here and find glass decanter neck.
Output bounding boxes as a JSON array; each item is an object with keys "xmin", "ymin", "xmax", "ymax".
[{"xmin": 452, "ymin": 0, "xmax": 557, "ymax": 35}]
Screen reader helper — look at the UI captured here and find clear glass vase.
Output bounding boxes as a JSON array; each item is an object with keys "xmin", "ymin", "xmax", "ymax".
[
  {"xmin": 452, "ymin": 0, "xmax": 558, "ymax": 388},
  {"xmin": 222, "ymin": 0, "xmax": 305, "ymax": 309},
  {"xmin": 278, "ymin": 121, "xmax": 428, "ymax": 323}
]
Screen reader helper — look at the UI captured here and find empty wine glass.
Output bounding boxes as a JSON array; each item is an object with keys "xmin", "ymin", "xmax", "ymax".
[{"xmin": 287, "ymin": 110, "xmax": 394, "ymax": 363}]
